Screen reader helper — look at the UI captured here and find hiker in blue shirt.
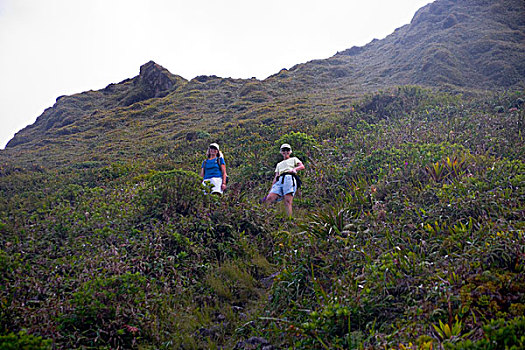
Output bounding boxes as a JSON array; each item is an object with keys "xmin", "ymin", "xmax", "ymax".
[{"xmin": 200, "ymin": 143, "xmax": 227, "ymax": 194}]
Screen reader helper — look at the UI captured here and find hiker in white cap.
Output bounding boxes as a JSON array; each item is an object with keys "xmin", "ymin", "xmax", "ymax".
[
  {"xmin": 263, "ymin": 143, "xmax": 305, "ymax": 217},
  {"xmin": 200, "ymin": 143, "xmax": 227, "ymax": 194}
]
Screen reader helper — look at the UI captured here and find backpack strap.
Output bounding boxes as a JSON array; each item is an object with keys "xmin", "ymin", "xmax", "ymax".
[
  {"xmin": 280, "ymin": 172, "xmax": 301, "ymax": 188},
  {"xmin": 203, "ymin": 157, "xmax": 228, "ymax": 184}
]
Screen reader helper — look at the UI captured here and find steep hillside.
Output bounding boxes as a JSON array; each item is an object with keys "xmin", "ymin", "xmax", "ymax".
[
  {"xmin": 0, "ymin": 1, "xmax": 524, "ymax": 347},
  {"xmin": 1, "ymin": 87, "xmax": 523, "ymax": 349},
  {"xmin": 270, "ymin": 0, "xmax": 525, "ymax": 91},
  {"xmin": 2, "ymin": 59, "xmax": 353, "ymax": 168}
]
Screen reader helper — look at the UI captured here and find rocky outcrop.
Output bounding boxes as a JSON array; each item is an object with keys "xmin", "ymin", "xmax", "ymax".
[
  {"xmin": 5, "ymin": 61, "xmax": 188, "ymax": 148},
  {"xmin": 140, "ymin": 61, "xmax": 180, "ymax": 96},
  {"xmin": 235, "ymin": 337, "xmax": 274, "ymax": 350},
  {"xmin": 119, "ymin": 61, "xmax": 186, "ymax": 106}
]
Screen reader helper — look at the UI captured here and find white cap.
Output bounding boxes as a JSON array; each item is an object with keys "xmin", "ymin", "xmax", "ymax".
[
  {"xmin": 209, "ymin": 143, "xmax": 220, "ymax": 150},
  {"xmin": 280, "ymin": 143, "xmax": 292, "ymax": 152}
]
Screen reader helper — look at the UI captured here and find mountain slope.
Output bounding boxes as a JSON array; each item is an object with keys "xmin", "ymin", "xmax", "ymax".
[
  {"xmin": 269, "ymin": 0, "xmax": 525, "ymax": 91},
  {"xmin": 0, "ymin": 0, "xmax": 524, "ymax": 348},
  {"xmin": 2, "ymin": 0, "xmax": 524, "ymax": 167},
  {"xmin": 1, "ymin": 82, "xmax": 523, "ymax": 350},
  {"xmin": 5, "ymin": 61, "xmax": 186, "ymax": 148}
]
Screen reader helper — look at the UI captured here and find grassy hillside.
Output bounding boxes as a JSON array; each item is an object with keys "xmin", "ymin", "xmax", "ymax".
[
  {"xmin": 285, "ymin": 0, "xmax": 525, "ymax": 91},
  {"xmin": 1, "ymin": 87, "xmax": 524, "ymax": 349},
  {"xmin": 1, "ymin": 0, "xmax": 524, "ymax": 347}
]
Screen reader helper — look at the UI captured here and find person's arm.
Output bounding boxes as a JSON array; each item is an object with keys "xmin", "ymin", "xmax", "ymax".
[
  {"xmin": 271, "ymin": 171, "xmax": 279, "ymax": 185},
  {"xmin": 200, "ymin": 162, "xmax": 205, "ymax": 178},
  {"xmin": 291, "ymin": 160, "xmax": 305, "ymax": 174},
  {"xmin": 220, "ymin": 163, "xmax": 227, "ymax": 189}
]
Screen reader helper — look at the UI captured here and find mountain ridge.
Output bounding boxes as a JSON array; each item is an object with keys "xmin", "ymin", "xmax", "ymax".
[{"xmin": 274, "ymin": 0, "xmax": 525, "ymax": 91}]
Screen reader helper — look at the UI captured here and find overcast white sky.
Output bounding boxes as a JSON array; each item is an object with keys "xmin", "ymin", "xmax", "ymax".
[{"xmin": 0, "ymin": 0, "xmax": 433, "ymax": 149}]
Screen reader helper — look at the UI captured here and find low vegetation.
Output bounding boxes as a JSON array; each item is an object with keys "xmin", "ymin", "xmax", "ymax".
[{"xmin": 0, "ymin": 87, "xmax": 524, "ymax": 349}]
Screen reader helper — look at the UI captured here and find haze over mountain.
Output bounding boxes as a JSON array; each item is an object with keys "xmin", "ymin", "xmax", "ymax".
[{"xmin": 2, "ymin": 0, "xmax": 524, "ymax": 165}]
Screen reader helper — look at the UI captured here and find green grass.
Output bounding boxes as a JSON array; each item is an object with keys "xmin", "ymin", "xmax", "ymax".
[{"xmin": 0, "ymin": 87, "xmax": 524, "ymax": 349}]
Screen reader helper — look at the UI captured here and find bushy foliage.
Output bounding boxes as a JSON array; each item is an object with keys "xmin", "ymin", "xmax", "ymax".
[
  {"xmin": 0, "ymin": 88, "xmax": 523, "ymax": 349},
  {"xmin": 58, "ymin": 273, "xmax": 148, "ymax": 348},
  {"xmin": 446, "ymin": 316, "xmax": 525, "ymax": 350},
  {"xmin": 276, "ymin": 131, "xmax": 319, "ymax": 162},
  {"xmin": 0, "ymin": 331, "xmax": 51, "ymax": 350},
  {"xmin": 139, "ymin": 168, "xmax": 209, "ymax": 218}
]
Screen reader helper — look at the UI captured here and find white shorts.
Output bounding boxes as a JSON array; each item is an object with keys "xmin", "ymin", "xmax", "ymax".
[
  {"xmin": 270, "ymin": 174, "xmax": 297, "ymax": 198},
  {"xmin": 203, "ymin": 177, "xmax": 223, "ymax": 194}
]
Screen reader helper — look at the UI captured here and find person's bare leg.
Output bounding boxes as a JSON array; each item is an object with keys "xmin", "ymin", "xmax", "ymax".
[
  {"xmin": 283, "ymin": 194, "xmax": 294, "ymax": 218},
  {"xmin": 265, "ymin": 193, "xmax": 280, "ymax": 204}
]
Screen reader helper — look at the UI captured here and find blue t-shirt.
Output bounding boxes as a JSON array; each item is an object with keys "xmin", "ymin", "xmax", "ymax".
[{"xmin": 202, "ymin": 157, "xmax": 225, "ymax": 180}]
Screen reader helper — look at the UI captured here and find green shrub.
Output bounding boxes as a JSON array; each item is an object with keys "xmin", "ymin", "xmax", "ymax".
[
  {"xmin": 349, "ymin": 142, "xmax": 469, "ymax": 181},
  {"xmin": 295, "ymin": 302, "xmax": 357, "ymax": 349},
  {"xmin": 0, "ymin": 331, "xmax": 51, "ymax": 350},
  {"xmin": 446, "ymin": 316, "xmax": 525, "ymax": 349},
  {"xmin": 59, "ymin": 272, "xmax": 148, "ymax": 348},
  {"xmin": 276, "ymin": 131, "xmax": 319, "ymax": 162},
  {"xmin": 140, "ymin": 168, "xmax": 210, "ymax": 219}
]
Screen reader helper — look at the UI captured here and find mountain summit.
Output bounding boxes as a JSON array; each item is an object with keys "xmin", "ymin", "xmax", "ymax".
[{"xmin": 118, "ymin": 61, "xmax": 185, "ymax": 106}]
